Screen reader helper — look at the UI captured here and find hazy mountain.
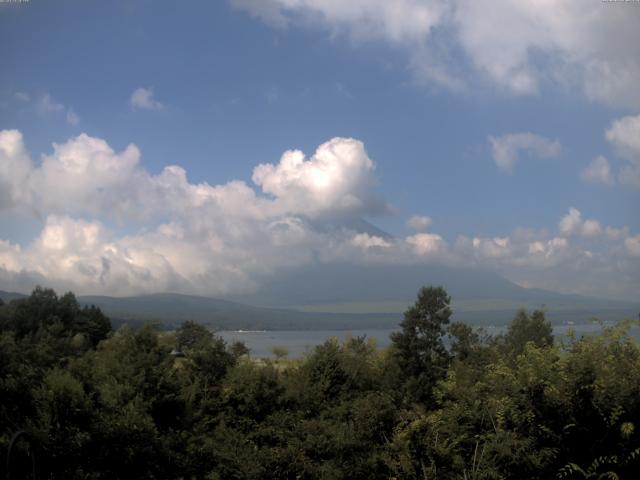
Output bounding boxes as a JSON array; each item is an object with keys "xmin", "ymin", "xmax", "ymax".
[
  {"xmin": 0, "ymin": 290, "xmax": 27, "ymax": 303},
  {"xmin": 225, "ymin": 263, "xmax": 639, "ymax": 325},
  {"xmin": 2, "ymin": 264, "xmax": 636, "ymax": 329},
  {"xmin": 75, "ymin": 294, "xmax": 403, "ymax": 331},
  {"xmin": 0, "ymin": 290, "xmax": 396, "ymax": 331},
  {"xmin": 227, "ymin": 263, "xmax": 627, "ymax": 307}
]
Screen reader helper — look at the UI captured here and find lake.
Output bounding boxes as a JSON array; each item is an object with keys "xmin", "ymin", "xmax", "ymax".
[{"xmin": 218, "ymin": 322, "xmax": 637, "ymax": 358}]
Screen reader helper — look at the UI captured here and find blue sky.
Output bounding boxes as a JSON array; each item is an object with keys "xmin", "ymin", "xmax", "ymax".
[{"xmin": 1, "ymin": 0, "xmax": 639, "ymax": 300}]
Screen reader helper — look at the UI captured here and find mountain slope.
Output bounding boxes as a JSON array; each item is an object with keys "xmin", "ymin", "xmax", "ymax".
[
  {"xmin": 227, "ymin": 263, "xmax": 627, "ymax": 307},
  {"xmin": 1, "ymin": 262, "xmax": 637, "ymax": 330}
]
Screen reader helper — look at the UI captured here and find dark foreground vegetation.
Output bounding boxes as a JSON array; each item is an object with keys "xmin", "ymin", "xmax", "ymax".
[{"xmin": 1, "ymin": 287, "xmax": 639, "ymax": 479}]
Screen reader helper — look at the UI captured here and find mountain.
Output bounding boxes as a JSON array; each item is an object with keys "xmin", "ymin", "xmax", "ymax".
[
  {"xmin": 75, "ymin": 294, "xmax": 402, "ymax": 330},
  {"xmin": 0, "ymin": 290, "xmax": 396, "ymax": 331},
  {"xmin": 0, "ymin": 290, "xmax": 27, "ymax": 303},
  {"xmin": 1, "ymin": 264, "xmax": 637, "ymax": 330},
  {"xmin": 227, "ymin": 263, "xmax": 628, "ymax": 306},
  {"xmin": 226, "ymin": 263, "xmax": 639, "ymax": 325}
]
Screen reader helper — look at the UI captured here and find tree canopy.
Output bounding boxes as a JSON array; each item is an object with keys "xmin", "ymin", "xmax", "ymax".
[{"xmin": 1, "ymin": 286, "xmax": 639, "ymax": 479}]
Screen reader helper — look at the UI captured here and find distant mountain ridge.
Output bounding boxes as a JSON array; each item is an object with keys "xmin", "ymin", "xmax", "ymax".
[
  {"xmin": 227, "ymin": 263, "xmax": 632, "ymax": 308},
  {"xmin": 1, "ymin": 264, "xmax": 637, "ymax": 329},
  {"xmin": 0, "ymin": 290, "xmax": 397, "ymax": 331}
]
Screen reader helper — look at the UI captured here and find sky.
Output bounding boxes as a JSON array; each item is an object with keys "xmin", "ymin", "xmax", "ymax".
[{"xmin": 0, "ymin": 0, "xmax": 639, "ymax": 301}]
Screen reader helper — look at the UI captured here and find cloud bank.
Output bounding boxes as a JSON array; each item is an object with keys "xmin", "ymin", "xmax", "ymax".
[
  {"xmin": 605, "ymin": 114, "xmax": 640, "ymax": 189},
  {"xmin": 488, "ymin": 133, "xmax": 561, "ymax": 173},
  {"xmin": 130, "ymin": 87, "xmax": 165, "ymax": 111},
  {"xmin": 580, "ymin": 114, "xmax": 640, "ymax": 190},
  {"xmin": 232, "ymin": 0, "xmax": 640, "ymax": 107},
  {"xmin": 0, "ymin": 130, "xmax": 638, "ymax": 300}
]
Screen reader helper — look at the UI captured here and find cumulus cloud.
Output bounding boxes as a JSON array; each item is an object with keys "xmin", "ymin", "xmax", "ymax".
[
  {"xmin": 454, "ymin": 232, "xmax": 569, "ymax": 274},
  {"xmin": 130, "ymin": 87, "xmax": 164, "ymax": 111},
  {"xmin": 559, "ymin": 207, "xmax": 603, "ymax": 238},
  {"xmin": 0, "ymin": 131, "xmax": 389, "ymax": 295},
  {"xmin": 232, "ymin": 0, "xmax": 640, "ymax": 107},
  {"xmin": 605, "ymin": 114, "xmax": 640, "ymax": 189},
  {"xmin": 605, "ymin": 226, "xmax": 629, "ymax": 240},
  {"xmin": 406, "ymin": 215, "xmax": 432, "ymax": 231},
  {"xmin": 252, "ymin": 137, "xmax": 385, "ymax": 218},
  {"xmin": 351, "ymin": 233, "xmax": 390, "ymax": 249},
  {"xmin": 581, "ymin": 156, "xmax": 614, "ymax": 187},
  {"xmin": 0, "ymin": 130, "xmax": 33, "ymax": 210},
  {"xmin": 31, "ymin": 134, "xmax": 142, "ymax": 217},
  {"xmin": 606, "ymin": 114, "xmax": 640, "ymax": 160},
  {"xmin": 559, "ymin": 208, "xmax": 582, "ymax": 236},
  {"xmin": 35, "ymin": 93, "xmax": 80, "ymax": 126},
  {"xmin": 38, "ymin": 93, "xmax": 64, "ymax": 114},
  {"xmin": 0, "ymin": 129, "xmax": 638, "ymax": 300},
  {"xmin": 406, "ymin": 233, "xmax": 446, "ymax": 256},
  {"xmin": 0, "ymin": 131, "xmax": 388, "ymax": 223},
  {"xmin": 581, "ymin": 219, "xmax": 603, "ymax": 238},
  {"xmin": 626, "ymin": 236, "xmax": 640, "ymax": 258},
  {"xmin": 453, "ymin": 216, "xmax": 639, "ymax": 300},
  {"xmin": 233, "ymin": 0, "xmax": 445, "ymax": 45},
  {"xmin": 66, "ymin": 110, "xmax": 80, "ymax": 126},
  {"xmin": 230, "ymin": 0, "xmax": 290, "ymax": 28},
  {"xmin": 488, "ymin": 133, "xmax": 561, "ymax": 172}
]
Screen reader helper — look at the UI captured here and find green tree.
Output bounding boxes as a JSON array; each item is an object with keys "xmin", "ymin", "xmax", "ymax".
[
  {"xmin": 176, "ymin": 320, "xmax": 213, "ymax": 351},
  {"xmin": 502, "ymin": 309, "xmax": 553, "ymax": 357},
  {"xmin": 390, "ymin": 286, "xmax": 452, "ymax": 404},
  {"xmin": 6, "ymin": 287, "xmax": 110, "ymax": 348},
  {"xmin": 448, "ymin": 321, "xmax": 480, "ymax": 361},
  {"xmin": 271, "ymin": 345, "xmax": 289, "ymax": 362}
]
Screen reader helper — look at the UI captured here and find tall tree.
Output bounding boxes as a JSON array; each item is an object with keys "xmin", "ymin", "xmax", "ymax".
[
  {"xmin": 390, "ymin": 286, "xmax": 452, "ymax": 404},
  {"xmin": 502, "ymin": 309, "xmax": 553, "ymax": 357}
]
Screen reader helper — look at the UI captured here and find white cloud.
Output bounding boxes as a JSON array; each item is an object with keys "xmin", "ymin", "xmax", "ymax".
[
  {"xmin": 0, "ymin": 129, "xmax": 638, "ymax": 300},
  {"xmin": 234, "ymin": 0, "xmax": 446, "ymax": 45},
  {"xmin": 351, "ymin": 233, "xmax": 390, "ymax": 249},
  {"xmin": 30, "ymin": 134, "xmax": 142, "ymax": 217},
  {"xmin": 233, "ymin": 0, "xmax": 640, "ymax": 107},
  {"xmin": 581, "ymin": 156, "xmax": 614, "ymax": 187},
  {"xmin": 230, "ymin": 0, "xmax": 290, "ymax": 28},
  {"xmin": 626, "ymin": 235, "xmax": 640, "ymax": 258},
  {"xmin": 38, "ymin": 93, "xmax": 64, "ymax": 114},
  {"xmin": 618, "ymin": 164, "xmax": 640, "ymax": 189},
  {"xmin": 606, "ymin": 114, "xmax": 640, "ymax": 160},
  {"xmin": 455, "ymin": 233, "xmax": 570, "ymax": 270},
  {"xmin": 0, "ymin": 130, "xmax": 32, "ymax": 210},
  {"xmin": 452, "ymin": 221, "xmax": 640, "ymax": 300},
  {"xmin": 0, "ymin": 131, "xmax": 388, "ymax": 295},
  {"xmin": 35, "ymin": 92, "xmax": 79, "ymax": 125},
  {"xmin": 252, "ymin": 137, "xmax": 385, "ymax": 218},
  {"xmin": 471, "ymin": 236, "xmax": 511, "ymax": 259},
  {"xmin": 66, "ymin": 109, "xmax": 80, "ymax": 126},
  {"xmin": 604, "ymin": 114, "xmax": 640, "ymax": 189},
  {"xmin": 130, "ymin": 87, "xmax": 164, "ymax": 111},
  {"xmin": 559, "ymin": 207, "xmax": 581, "ymax": 236},
  {"xmin": 488, "ymin": 133, "xmax": 561, "ymax": 173},
  {"xmin": 605, "ymin": 226, "xmax": 629, "ymax": 240},
  {"xmin": 406, "ymin": 233, "xmax": 446, "ymax": 256},
  {"xmin": 559, "ymin": 207, "xmax": 603, "ymax": 238},
  {"xmin": 406, "ymin": 215, "xmax": 432, "ymax": 231},
  {"xmin": 581, "ymin": 219, "xmax": 602, "ymax": 238}
]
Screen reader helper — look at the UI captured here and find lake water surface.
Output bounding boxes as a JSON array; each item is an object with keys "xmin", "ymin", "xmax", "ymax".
[{"xmin": 219, "ymin": 323, "xmax": 637, "ymax": 358}]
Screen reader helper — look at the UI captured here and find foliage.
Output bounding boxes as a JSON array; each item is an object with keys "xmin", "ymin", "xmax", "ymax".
[
  {"xmin": 1, "ymin": 286, "xmax": 639, "ymax": 479},
  {"xmin": 390, "ymin": 286, "xmax": 452, "ymax": 404},
  {"xmin": 499, "ymin": 308, "xmax": 554, "ymax": 357}
]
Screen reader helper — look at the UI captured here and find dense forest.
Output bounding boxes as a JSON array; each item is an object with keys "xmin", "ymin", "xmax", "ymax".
[{"xmin": 1, "ymin": 286, "xmax": 639, "ymax": 479}]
